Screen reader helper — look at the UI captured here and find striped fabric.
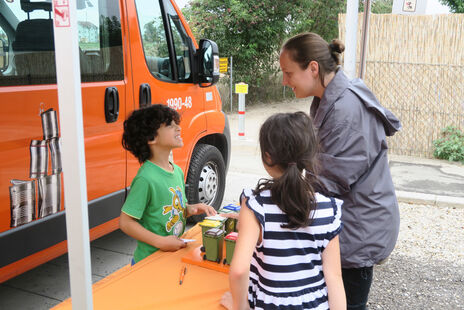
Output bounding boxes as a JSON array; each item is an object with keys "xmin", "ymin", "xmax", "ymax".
[{"xmin": 241, "ymin": 188, "xmax": 342, "ymax": 310}]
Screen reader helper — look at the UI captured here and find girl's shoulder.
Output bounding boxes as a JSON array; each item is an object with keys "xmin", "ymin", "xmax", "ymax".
[{"xmin": 314, "ymin": 192, "xmax": 343, "ymax": 219}]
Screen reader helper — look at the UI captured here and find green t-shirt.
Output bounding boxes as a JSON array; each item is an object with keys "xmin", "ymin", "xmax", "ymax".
[{"xmin": 122, "ymin": 161, "xmax": 187, "ymax": 263}]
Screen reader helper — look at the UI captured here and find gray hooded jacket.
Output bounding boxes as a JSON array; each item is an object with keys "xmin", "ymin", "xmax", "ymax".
[{"xmin": 310, "ymin": 69, "xmax": 401, "ymax": 268}]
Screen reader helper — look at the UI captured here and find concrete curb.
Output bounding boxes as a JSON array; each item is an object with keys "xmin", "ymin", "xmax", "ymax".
[{"xmin": 396, "ymin": 190, "xmax": 464, "ymax": 208}]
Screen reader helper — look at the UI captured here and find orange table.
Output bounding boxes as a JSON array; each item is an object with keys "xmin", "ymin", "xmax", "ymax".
[{"xmin": 52, "ymin": 224, "xmax": 229, "ymax": 310}]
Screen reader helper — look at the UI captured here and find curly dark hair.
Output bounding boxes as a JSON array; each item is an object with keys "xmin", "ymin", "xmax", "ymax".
[{"xmin": 122, "ymin": 104, "xmax": 180, "ymax": 163}]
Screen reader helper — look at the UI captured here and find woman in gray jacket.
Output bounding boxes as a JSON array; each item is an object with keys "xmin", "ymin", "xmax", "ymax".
[{"xmin": 280, "ymin": 32, "xmax": 401, "ymax": 310}]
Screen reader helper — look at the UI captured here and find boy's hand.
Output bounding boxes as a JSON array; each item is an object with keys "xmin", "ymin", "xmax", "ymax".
[
  {"xmin": 186, "ymin": 203, "xmax": 217, "ymax": 217},
  {"xmin": 158, "ymin": 235, "xmax": 187, "ymax": 251}
]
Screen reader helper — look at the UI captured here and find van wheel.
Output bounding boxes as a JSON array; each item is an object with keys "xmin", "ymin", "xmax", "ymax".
[{"xmin": 186, "ymin": 144, "xmax": 225, "ymax": 223}]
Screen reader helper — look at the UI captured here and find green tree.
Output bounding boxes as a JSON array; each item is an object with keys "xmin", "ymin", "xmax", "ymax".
[
  {"xmin": 438, "ymin": 0, "xmax": 464, "ymax": 13},
  {"xmin": 358, "ymin": 0, "xmax": 393, "ymax": 14},
  {"xmin": 183, "ymin": 0, "xmax": 344, "ymax": 99}
]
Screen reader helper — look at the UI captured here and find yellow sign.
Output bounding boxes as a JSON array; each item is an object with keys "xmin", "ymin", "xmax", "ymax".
[
  {"xmin": 219, "ymin": 57, "xmax": 228, "ymax": 73},
  {"xmin": 235, "ymin": 83, "xmax": 248, "ymax": 94}
]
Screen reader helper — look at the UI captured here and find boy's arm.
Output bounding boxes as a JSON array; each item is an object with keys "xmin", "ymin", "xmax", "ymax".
[
  {"xmin": 321, "ymin": 235, "xmax": 346, "ymax": 310},
  {"xmin": 119, "ymin": 212, "xmax": 186, "ymax": 251},
  {"xmin": 185, "ymin": 203, "xmax": 217, "ymax": 217}
]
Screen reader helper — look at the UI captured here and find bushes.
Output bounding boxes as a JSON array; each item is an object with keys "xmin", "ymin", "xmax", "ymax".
[{"xmin": 433, "ymin": 126, "xmax": 464, "ymax": 163}]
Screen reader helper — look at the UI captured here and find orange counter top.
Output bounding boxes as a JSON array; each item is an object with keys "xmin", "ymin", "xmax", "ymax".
[{"xmin": 52, "ymin": 224, "xmax": 229, "ymax": 310}]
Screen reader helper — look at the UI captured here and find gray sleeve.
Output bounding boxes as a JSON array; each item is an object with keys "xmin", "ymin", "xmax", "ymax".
[{"xmin": 316, "ymin": 123, "xmax": 370, "ymax": 196}]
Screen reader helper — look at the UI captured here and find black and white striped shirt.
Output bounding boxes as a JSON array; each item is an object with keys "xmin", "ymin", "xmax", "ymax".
[{"xmin": 241, "ymin": 188, "xmax": 342, "ymax": 310}]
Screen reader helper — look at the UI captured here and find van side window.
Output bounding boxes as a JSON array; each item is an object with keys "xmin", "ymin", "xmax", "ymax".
[
  {"xmin": 0, "ymin": 0, "xmax": 123, "ymax": 86},
  {"xmin": 0, "ymin": 27, "xmax": 8, "ymax": 73},
  {"xmin": 135, "ymin": 0, "xmax": 173, "ymax": 82},
  {"xmin": 164, "ymin": 0, "xmax": 192, "ymax": 82}
]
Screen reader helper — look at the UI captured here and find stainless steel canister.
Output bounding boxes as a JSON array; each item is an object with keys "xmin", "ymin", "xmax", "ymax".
[
  {"xmin": 49, "ymin": 137, "xmax": 62, "ymax": 174},
  {"xmin": 29, "ymin": 140, "xmax": 48, "ymax": 178},
  {"xmin": 38, "ymin": 173, "xmax": 61, "ymax": 218},
  {"xmin": 41, "ymin": 108, "xmax": 59, "ymax": 140},
  {"xmin": 9, "ymin": 179, "xmax": 36, "ymax": 227}
]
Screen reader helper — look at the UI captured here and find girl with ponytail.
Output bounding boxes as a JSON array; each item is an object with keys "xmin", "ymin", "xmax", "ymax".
[{"xmin": 221, "ymin": 112, "xmax": 345, "ymax": 310}]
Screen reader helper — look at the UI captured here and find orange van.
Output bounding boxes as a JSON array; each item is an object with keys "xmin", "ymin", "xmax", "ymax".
[{"xmin": 0, "ymin": 0, "xmax": 230, "ymax": 283}]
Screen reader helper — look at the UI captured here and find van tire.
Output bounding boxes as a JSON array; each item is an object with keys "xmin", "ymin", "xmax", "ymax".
[{"xmin": 186, "ymin": 144, "xmax": 225, "ymax": 223}]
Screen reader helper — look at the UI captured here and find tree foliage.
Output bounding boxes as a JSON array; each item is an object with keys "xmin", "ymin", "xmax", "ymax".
[
  {"xmin": 438, "ymin": 0, "xmax": 464, "ymax": 13},
  {"xmin": 359, "ymin": 0, "xmax": 393, "ymax": 14},
  {"xmin": 183, "ymin": 0, "xmax": 344, "ymax": 94}
]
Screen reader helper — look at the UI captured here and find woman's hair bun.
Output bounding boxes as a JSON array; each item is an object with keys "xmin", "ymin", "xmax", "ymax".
[{"xmin": 329, "ymin": 39, "xmax": 345, "ymax": 54}]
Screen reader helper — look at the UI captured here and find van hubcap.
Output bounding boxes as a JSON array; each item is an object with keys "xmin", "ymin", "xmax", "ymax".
[{"xmin": 198, "ymin": 161, "xmax": 218, "ymax": 204}]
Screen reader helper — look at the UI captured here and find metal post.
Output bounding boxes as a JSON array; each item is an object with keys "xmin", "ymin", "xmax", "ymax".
[
  {"xmin": 238, "ymin": 93, "xmax": 245, "ymax": 139},
  {"xmin": 230, "ymin": 56, "xmax": 233, "ymax": 112},
  {"xmin": 359, "ymin": 0, "xmax": 372, "ymax": 79},
  {"xmin": 344, "ymin": 0, "xmax": 360, "ymax": 79},
  {"xmin": 52, "ymin": 1, "xmax": 93, "ymax": 308}
]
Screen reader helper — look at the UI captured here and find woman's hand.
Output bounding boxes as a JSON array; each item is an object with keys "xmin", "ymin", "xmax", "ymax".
[{"xmin": 186, "ymin": 203, "xmax": 217, "ymax": 217}]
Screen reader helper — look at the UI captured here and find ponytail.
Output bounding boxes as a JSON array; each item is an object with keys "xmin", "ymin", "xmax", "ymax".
[{"xmin": 255, "ymin": 112, "xmax": 320, "ymax": 229}]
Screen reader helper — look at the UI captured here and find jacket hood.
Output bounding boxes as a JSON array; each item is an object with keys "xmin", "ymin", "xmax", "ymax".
[
  {"xmin": 313, "ymin": 70, "xmax": 401, "ymax": 137},
  {"xmin": 349, "ymin": 77, "xmax": 402, "ymax": 136}
]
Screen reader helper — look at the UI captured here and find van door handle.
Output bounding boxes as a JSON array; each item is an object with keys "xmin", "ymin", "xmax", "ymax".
[
  {"xmin": 104, "ymin": 87, "xmax": 119, "ymax": 123},
  {"xmin": 139, "ymin": 83, "xmax": 151, "ymax": 108}
]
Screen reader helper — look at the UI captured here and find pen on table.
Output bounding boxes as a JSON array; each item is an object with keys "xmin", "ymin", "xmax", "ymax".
[{"xmin": 179, "ymin": 265, "xmax": 187, "ymax": 285}]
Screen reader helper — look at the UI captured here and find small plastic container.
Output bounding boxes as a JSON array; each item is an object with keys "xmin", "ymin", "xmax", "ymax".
[
  {"xmin": 205, "ymin": 214, "xmax": 227, "ymax": 231},
  {"xmin": 203, "ymin": 228, "xmax": 225, "ymax": 263},
  {"xmin": 219, "ymin": 204, "xmax": 241, "ymax": 233},
  {"xmin": 222, "ymin": 204, "xmax": 241, "ymax": 212},
  {"xmin": 224, "ymin": 232, "xmax": 238, "ymax": 265},
  {"xmin": 199, "ymin": 219, "xmax": 222, "ymax": 235}
]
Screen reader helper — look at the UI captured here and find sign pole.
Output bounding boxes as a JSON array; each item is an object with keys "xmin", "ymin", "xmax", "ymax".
[
  {"xmin": 235, "ymin": 82, "xmax": 248, "ymax": 139},
  {"xmin": 230, "ymin": 56, "xmax": 233, "ymax": 112},
  {"xmin": 52, "ymin": 0, "xmax": 93, "ymax": 309},
  {"xmin": 359, "ymin": 0, "xmax": 372, "ymax": 79}
]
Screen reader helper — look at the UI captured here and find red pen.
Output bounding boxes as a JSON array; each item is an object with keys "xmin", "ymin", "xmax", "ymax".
[{"xmin": 179, "ymin": 265, "xmax": 187, "ymax": 285}]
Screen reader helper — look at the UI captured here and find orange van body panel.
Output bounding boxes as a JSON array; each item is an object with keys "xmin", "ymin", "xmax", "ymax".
[{"xmin": 0, "ymin": 0, "xmax": 228, "ymax": 283}]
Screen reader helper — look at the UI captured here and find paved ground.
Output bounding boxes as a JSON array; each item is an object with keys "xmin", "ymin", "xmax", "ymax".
[{"xmin": 1, "ymin": 99, "xmax": 463, "ymax": 309}]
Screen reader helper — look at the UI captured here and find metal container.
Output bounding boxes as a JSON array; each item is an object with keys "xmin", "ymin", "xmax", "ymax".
[
  {"xmin": 49, "ymin": 137, "xmax": 62, "ymax": 174},
  {"xmin": 224, "ymin": 232, "xmax": 238, "ymax": 265},
  {"xmin": 9, "ymin": 179, "xmax": 36, "ymax": 227},
  {"xmin": 203, "ymin": 228, "xmax": 224, "ymax": 263},
  {"xmin": 41, "ymin": 108, "xmax": 59, "ymax": 140},
  {"xmin": 38, "ymin": 173, "xmax": 61, "ymax": 218},
  {"xmin": 29, "ymin": 140, "xmax": 48, "ymax": 178}
]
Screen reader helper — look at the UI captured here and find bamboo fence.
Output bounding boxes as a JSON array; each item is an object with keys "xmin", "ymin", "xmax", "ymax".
[{"xmin": 338, "ymin": 13, "xmax": 464, "ymax": 157}]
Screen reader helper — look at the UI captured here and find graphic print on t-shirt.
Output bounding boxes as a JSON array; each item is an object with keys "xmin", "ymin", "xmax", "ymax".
[{"xmin": 162, "ymin": 186, "xmax": 185, "ymax": 236}]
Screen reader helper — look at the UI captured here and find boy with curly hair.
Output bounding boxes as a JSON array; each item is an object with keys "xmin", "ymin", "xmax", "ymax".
[{"xmin": 120, "ymin": 104, "xmax": 216, "ymax": 264}]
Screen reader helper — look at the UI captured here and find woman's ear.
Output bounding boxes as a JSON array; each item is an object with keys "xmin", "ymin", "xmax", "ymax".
[{"xmin": 309, "ymin": 61, "xmax": 319, "ymax": 77}]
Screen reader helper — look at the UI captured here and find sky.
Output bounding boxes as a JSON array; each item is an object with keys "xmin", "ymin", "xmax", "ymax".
[{"xmin": 175, "ymin": 0, "xmax": 189, "ymax": 9}]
